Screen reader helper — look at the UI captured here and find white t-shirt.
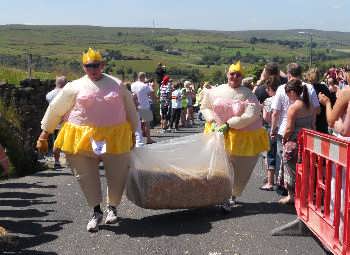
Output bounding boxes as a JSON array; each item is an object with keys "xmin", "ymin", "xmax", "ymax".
[
  {"xmin": 171, "ymin": 89, "xmax": 182, "ymax": 109},
  {"xmin": 271, "ymin": 82, "xmax": 320, "ymax": 136},
  {"xmin": 263, "ymin": 96, "xmax": 275, "ymax": 113},
  {"xmin": 131, "ymin": 81, "xmax": 152, "ymax": 109},
  {"xmin": 46, "ymin": 88, "xmax": 62, "ymax": 103}
]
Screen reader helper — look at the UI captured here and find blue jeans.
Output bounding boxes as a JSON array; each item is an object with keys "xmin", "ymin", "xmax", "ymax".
[
  {"xmin": 276, "ymin": 135, "xmax": 283, "ymax": 182},
  {"xmin": 267, "ymin": 130, "xmax": 277, "ymax": 170}
]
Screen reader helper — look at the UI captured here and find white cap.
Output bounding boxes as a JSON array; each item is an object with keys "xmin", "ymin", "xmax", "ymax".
[{"xmin": 184, "ymin": 80, "xmax": 192, "ymax": 87}]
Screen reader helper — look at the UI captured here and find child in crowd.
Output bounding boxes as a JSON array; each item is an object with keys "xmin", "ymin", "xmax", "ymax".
[
  {"xmin": 169, "ymin": 81, "xmax": 183, "ymax": 131},
  {"xmin": 260, "ymin": 76, "xmax": 280, "ymax": 191}
]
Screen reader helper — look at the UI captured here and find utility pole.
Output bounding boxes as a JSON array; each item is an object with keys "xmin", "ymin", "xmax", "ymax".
[
  {"xmin": 309, "ymin": 33, "xmax": 313, "ymax": 68},
  {"xmin": 298, "ymin": 31, "xmax": 313, "ymax": 68},
  {"xmin": 27, "ymin": 53, "xmax": 32, "ymax": 80}
]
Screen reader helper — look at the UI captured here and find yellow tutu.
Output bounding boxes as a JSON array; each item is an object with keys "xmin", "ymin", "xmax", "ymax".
[
  {"xmin": 204, "ymin": 122, "xmax": 269, "ymax": 156},
  {"xmin": 54, "ymin": 121, "xmax": 133, "ymax": 155}
]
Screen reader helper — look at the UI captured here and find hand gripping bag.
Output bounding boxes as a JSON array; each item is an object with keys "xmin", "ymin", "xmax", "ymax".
[{"xmin": 126, "ymin": 132, "xmax": 233, "ymax": 209}]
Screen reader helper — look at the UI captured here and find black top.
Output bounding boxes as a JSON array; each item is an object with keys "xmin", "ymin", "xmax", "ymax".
[
  {"xmin": 254, "ymin": 76, "xmax": 287, "ymax": 104},
  {"xmin": 312, "ymin": 83, "xmax": 335, "ymax": 134},
  {"xmin": 254, "ymin": 84, "xmax": 269, "ymax": 104}
]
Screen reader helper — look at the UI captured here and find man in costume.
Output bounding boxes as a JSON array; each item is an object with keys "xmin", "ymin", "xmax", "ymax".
[
  {"xmin": 201, "ymin": 61, "xmax": 269, "ymax": 211},
  {"xmin": 36, "ymin": 48, "xmax": 138, "ymax": 232}
]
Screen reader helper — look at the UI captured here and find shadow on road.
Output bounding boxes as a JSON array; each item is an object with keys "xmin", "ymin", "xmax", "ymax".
[
  {"xmin": 230, "ymin": 201, "xmax": 296, "ymax": 217},
  {"xmin": 34, "ymin": 171, "xmax": 72, "ymax": 178},
  {"xmin": 0, "ymin": 182, "xmax": 71, "ymax": 254},
  {"xmin": 101, "ymin": 201, "xmax": 295, "ymax": 237},
  {"xmin": 0, "ymin": 182, "xmax": 57, "ymax": 189},
  {"xmin": 0, "ymin": 219, "xmax": 71, "ymax": 254},
  {"xmin": 101, "ymin": 208, "xmax": 214, "ymax": 237}
]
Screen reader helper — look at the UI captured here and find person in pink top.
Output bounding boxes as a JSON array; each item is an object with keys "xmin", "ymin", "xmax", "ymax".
[{"xmin": 36, "ymin": 48, "xmax": 138, "ymax": 232}]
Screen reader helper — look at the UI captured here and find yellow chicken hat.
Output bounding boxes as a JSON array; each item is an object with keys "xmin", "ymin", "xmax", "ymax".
[
  {"xmin": 228, "ymin": 60, "xmax": 244, "ymax": 76},
  {"xmin": 82, "ymin": 48, "xmax": 102, "ymax": 64}
]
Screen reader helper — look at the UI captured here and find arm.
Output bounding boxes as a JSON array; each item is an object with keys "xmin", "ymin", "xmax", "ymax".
[
  {"xmin": 338, "ymin": 102, "xmax": 350, "ymax": 136},
  {"xmin": 319, "ymin": 89, "xmax": 350, "ymax": 127},
  {"xmin": 270, "ymin": 86, "xmax": 282, "ymax": 137},
  {"xmin": 37, "ymin": 83, "xmax": 76, "ymax": 152},
  {"xmin": 308, "ymin": 85, "xmax": 320, "ymax": 129},
  {"xmin": 40, "ymin": 83, "xmax": 76, "ymax": 134},
  {"xmin": 121, "ymin": 86, "xmax": 139, "ymax": 132},
  {"xmin": 283, "ymin": 104, "xmax": 298, "ymax": 142},
  {"xmin": 263, "ymin": 107, "xmax": 271, "ymax": 124},
  {"xmin": 270, "ymin": 110, "xmax": 280, "ymax": 138},
  {"xmin": 226, "ymin": 88, "xmax": 261, "ymax": 129},
  {"xmin": 200, "ymin": 89, "xmax": 216, "ymax": 122},
  {"xmin": 226, "ymin": 102, "xmax": 260, "ymax": 129}
]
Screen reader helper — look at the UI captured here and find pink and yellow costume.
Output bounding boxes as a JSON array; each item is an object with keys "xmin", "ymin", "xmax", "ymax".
[
  {"xmin": 41, "ymin": 73, "xmax": 138, "ymax": 208},
  {"xmin": 201, "ymin": 65, "xmax": 269, "ymax": 197}
]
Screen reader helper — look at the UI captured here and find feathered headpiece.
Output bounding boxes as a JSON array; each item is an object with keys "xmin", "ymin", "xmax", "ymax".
[
  {"xmin": 228, "ymin": 60, "xmax": 244, "ymax": 76},
  {"xmin": 82, "ymin": 48, "xmax": 102, "ymax": 64}
]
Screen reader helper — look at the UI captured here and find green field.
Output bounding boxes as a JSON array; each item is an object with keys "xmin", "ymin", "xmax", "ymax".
[{"xmin": 1, "ymin": 25, "xmax": 350, "ymax": 84}]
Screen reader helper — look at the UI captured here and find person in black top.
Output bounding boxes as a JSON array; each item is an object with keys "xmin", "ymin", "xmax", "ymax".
[
  {"xmin": 254, "ymin": 62, "xmax": 286, "ymax": 104},
  {"xmin": 305, "ymin": 68, "xmax": 335, "ymax": 134},
  {"xmin": 155, "ymin": 62, "xmax": 166, "ymax": 86}
]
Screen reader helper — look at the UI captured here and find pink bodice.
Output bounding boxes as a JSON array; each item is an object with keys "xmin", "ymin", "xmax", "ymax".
[
  {"xmin": 212, "ymin": 97, "xmax": 262, "ymax": 130},
  {"xmin": 212, "ymin": 98, "xmax": 248, "ymax": 125},
  {"xmin": 67, "ymin": 80, "xmax": 127, "ymax": 127}
]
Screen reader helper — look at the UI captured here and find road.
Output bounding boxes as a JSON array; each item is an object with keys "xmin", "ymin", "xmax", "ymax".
[{"xmin": 0, "ymin": 124, "xmax": 328, "ymax": 255}]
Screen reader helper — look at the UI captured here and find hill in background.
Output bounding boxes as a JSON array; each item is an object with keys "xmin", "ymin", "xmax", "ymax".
[{"xmin": 1, "ymin": 25, "xmax": 350, "ymax": 84}]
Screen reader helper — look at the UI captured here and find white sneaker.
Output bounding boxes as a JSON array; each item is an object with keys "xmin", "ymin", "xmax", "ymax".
[
  {"xmin": 136, "ymin": 142, "xmax": 145, "ymax": 148},
  {"xmin": 105, "ymin": 205, "xmax": 118, "ymax": 224},
  {"xmin": 86, "ymin": 211, "xmax": 103, "ymax": 232}
]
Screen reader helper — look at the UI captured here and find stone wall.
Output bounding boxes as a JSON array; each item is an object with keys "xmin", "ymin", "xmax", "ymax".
[{"xmin": 0, "ymin": 79, "xmax": 55, "ymax": 176}]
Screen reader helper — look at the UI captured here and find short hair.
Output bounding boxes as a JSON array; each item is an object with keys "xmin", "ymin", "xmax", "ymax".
[
  {"xmin": 184, "ymin": 80, "xmax": 191, "ymax": 87},
  {"xmin": 287, "ymin": 63, "xmax": 302, "ymax": 77},
  {"xmin": 138, "ymin": 72, "xmax": 146, "ymax": 80},
  {"xmin": 265, "ymin": 62, "xmax": 279, "ymax": 76},
  {"xmin": 266, "ymin": 76, "xmax": 280, "ymax": 92},
  {"xmin": 173, "ymin": 81, "xmax": 181, "ymax": 89},
  {"xmin": 305, "ymin": 68, "xmax": 320, "ymax": 84},
  {"xmin": 55, "ymin": 76, "xmax": 66, "ymax": 88}
]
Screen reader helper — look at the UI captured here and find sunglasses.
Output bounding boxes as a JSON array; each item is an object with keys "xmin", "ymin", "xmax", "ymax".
[
  {"xmin": 229, "ymin": 72, "xmax": 242, "ymax": 77},
  {"xmin": 84, "ymin": 63, "xmax": 100, "ymax": 69}
]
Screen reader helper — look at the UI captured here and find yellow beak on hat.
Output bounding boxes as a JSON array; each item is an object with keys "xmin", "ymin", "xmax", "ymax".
[
  {"xmin": 228, "ymin": 61, "xmax": 244, "ymax": 76},
  {"xmin": 82, "ymin": 48, "xmax": 102, "ymax": 64}
]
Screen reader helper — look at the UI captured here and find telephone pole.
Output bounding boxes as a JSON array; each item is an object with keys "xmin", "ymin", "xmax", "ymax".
[
  {"xmin": 298, "ymin": 31, "xmax": 313, "ymax": 68},
  {"xmin": 27, "ymin": 53, "xmax": 32, "ymax": 80}
]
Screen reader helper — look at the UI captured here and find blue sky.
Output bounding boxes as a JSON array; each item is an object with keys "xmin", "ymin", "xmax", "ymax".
[{"xmin": 1, "ymin": 0, "xmax": 349, "ymax": 32}]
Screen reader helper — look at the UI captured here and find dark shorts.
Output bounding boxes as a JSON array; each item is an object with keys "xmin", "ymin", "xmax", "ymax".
[{"xmin": 160, "ymin": 105, "xmax": 170, "ymax": 120}]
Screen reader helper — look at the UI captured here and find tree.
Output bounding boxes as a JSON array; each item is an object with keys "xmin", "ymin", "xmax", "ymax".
[
  {"xmin": 211, "ymin": 70, "xmax": 225, "ymax": 84},
  {"xmin": 249, "ymin": 37, "xmax": 258, "ymax": 44},
  {"xmin": 188, "ymin": 69, "xmax": 203, "ymax": 83}
]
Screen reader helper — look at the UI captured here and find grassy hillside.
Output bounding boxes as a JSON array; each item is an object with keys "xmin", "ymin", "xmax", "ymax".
[{"xmin": 1, "ymin": 25, "xmax": 350, "ymax": 84}]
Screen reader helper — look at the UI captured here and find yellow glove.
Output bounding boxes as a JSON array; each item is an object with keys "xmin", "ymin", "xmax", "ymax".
[
  {"xmin": 216, "ymin": 123, "xmax": 229, "ymax": 133},
  {"xmin": 36, "ymin": 138, "xmax": 48, "ymax": 153},
  {"xmin": 210, "ymin": 122, "xmax": 217, "ymax": 132}
]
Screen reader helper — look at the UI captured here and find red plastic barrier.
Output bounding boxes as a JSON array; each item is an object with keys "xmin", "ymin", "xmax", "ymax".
[{"xmin": 295, "ymin": 129, "xmax": 350, "ymax": 255}]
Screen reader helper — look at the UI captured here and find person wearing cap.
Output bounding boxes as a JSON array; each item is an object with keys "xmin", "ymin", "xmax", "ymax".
[
  {"xmin": 158, "ymin": 75, "xmax": 172, "ymax": 132},
  {"xmin": 201, "ymin": 61, "xmax": 269, "ymax": 211},
  {"xmin": 155, "ymin": 62, "xmax": 167, "ymax": 86},
  {"xmin": 36, "ymin": 48, "xmax": 138, "ymax": 232},
  {"xmin": 45, "ymin": 76, "xmax": 67, "ymax": 168}
]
